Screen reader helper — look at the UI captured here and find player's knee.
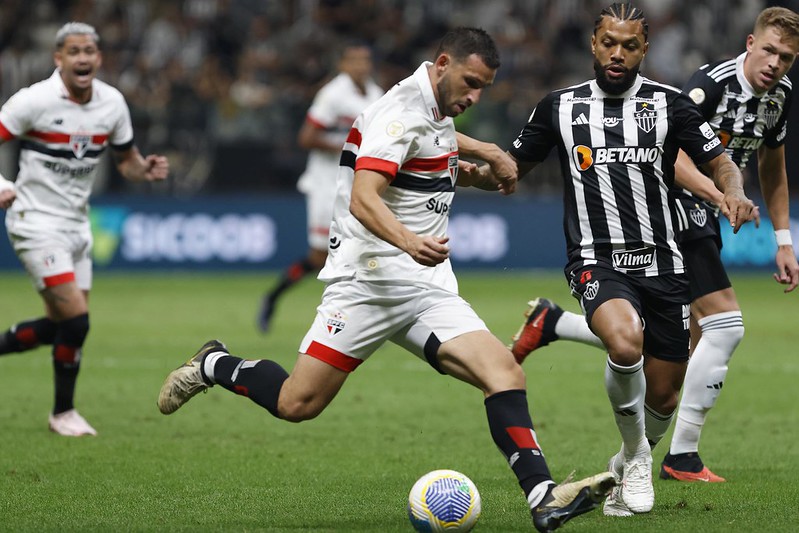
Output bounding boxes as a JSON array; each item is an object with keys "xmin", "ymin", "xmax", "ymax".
[
  {"xmin": 604, "ymin": 335, "xmax": 643, "ymax": 366},
  {"xmin": 279, "ymin": 397, "xmax": 325, "ymax": 423}
]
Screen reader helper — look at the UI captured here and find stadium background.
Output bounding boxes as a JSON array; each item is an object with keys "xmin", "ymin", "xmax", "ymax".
[{"xmin": 0, "ymin": 0, "xmax": 797, "ymax": 272}]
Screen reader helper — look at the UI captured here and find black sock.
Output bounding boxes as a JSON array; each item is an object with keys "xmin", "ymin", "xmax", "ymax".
[
  {"xmin": 52, "ymin": 314, "xmax": 89, "ymax": 414},
  {"xmin": 0, "ymin": 317, "xmax": 57, "ymax": 354},
  {"xmin": 485, "ymin": 389, "xmax": 552, "ymax": 497},
  {"xmin": 267, "ymin": 259, "xmax": 316, "ymax": 302},
  {"xmin": 212, "ymin": 355, "xmax": 289, "ymax": 418}
]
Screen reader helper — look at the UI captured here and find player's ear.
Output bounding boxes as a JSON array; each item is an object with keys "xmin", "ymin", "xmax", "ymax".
[
  {"xmin": 435, "ymin": 53, "xmax": 450, "ymax": 71},
  {"xmin": 590, "ymin": 35, "xmax": 597, "ymax": 55},
  {"xmin": 746, "ymin": 34, "xmax": 755, "ymax": 53},
  {"xmin": 54, "ymin": 50, "xmax": 63, "ymax": 70}
]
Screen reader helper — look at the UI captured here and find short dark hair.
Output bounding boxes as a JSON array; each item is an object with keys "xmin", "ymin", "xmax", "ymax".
[
  {"xmin": 435, "ymin": 27, "xmax": 500, "ymax": 70},
  {"xmin": 594, "ymin": 3, "xmax": 648, "ymax": 42}
]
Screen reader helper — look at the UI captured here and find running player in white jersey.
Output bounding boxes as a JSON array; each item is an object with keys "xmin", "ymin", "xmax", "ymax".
[
  {"xmin": 257, "ymin": 43, "xmax": 384, "ymax": 333},
  {"xmin": 159, "ymin": 27, "xmax": 615, "ymax": 532},
  {"xmin": 0, "ymin": 22, "xmax": 168, "ymax": 436}
]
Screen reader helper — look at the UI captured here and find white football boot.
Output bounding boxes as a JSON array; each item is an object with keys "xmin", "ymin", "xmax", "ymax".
[{"xmin": 48, "ymin": 409, "xmax": 97, "ymax": 436}]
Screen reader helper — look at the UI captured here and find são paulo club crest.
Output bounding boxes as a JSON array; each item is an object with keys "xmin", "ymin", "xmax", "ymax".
[
  {"xmin": 70, "ymin": 132, "xmax": 92, "ymax": 159},
  {"xmin": 448, "ymin": 155, "xmax": 459, "ymax": 181},
  {"xmin": 634, "ymin": 102, "xmax": 657, "ymax": 133},
  {"xmin": 326, "ymin": 311, "xmax": 347, "ymax": 336}
]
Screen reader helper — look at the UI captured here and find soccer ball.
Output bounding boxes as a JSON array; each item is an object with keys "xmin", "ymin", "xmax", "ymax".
[{"xmin": 407, "ymin": 469, "xmax": 481, "ymax": 532}]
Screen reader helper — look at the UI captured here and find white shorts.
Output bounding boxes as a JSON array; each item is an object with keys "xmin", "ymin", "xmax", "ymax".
[
  {"xmin": 5, "ymin": 213, "xmax": 92, "ymax": 291},
  {"xmin": 298, "ymin": 280, "xmax": 487, "ymax": 373},
  {"xmin": 305, "ymin": 186, "xmax": 334, "ymax": 251}
]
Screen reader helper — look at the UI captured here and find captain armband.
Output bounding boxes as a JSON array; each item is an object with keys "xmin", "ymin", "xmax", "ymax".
[{"xmin": 775, "ymin": 229, "xmax": 793, "ymax": 247}]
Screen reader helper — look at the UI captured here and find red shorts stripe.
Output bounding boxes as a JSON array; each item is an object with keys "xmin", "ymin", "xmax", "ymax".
[
  {"xmin": 43, "ymin": 272, "xmax": 76, "ymax": 287},
  {"xmin": 305, "ymin": 340, "xmax": 363, "ymax": 372},
  {"xmin": 0, "ymin": 120, "xmax": 15, "ymax": 141},
  {"xmin": 506, "ymin": 426, "xmax": 541, "ymax": 449}
]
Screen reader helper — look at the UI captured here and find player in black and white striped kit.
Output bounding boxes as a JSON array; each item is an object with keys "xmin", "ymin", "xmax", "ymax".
[
  {"xmin": 508, "ymin": 5, "xmax": 798, "ymax": 489},
  {"xmin": 465, "ymin": 3, "xmax": 757, "ymax": 517},
  {"xmin": 662, "ymin": 6, "xmax": 799, "ymax": 482}
]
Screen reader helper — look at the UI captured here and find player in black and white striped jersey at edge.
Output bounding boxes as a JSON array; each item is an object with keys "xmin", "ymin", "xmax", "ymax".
[{"xmin": 462, "ymin": 1, "xmax": 758, "ymax": 517}]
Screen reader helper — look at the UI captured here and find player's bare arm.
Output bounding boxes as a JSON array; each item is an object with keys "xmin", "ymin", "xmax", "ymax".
[
  {"xmin": 350, "ymin": 169, "xmax": 449, "ymax": 267},
  {"xmin": 113, "ymin": 146, "xmax": 169, "ymax": 182},
  {"xmin": 758, "ymin": 144, "xmax": 799, "ymax": 291},
  {"xmin": 297, "ymin": 119, "xmax": 343, "ymax": 153},
  {"xmin": 455, "ymin": 132, "xmax": 517, "ymax": 194},
  {"xmin": 674, "ymin": 149, "xmax": 724, "ymax": 205},
  {"xmin": 700, "ymin": 153, "xmax": 756, "ymax": 233}
]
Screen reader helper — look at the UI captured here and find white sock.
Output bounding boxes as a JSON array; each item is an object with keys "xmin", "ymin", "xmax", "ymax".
[
  {"xmin": 670, "ymin": 311, "xmax": 744, "ymax": 455},
  {"xmin": 554, "ymin": 311, "xmax": 604, "ymax": 349},
  {"xmin": 202, "ymin": 351, "xmax": 228, "ymax": 384},
  {"xmin": 644, "ymin": 404, "xmax": 674, "ymax": 451},
  {"xmin": 605, "ymin": 355, "xmax": 646, "ymax": 458}
]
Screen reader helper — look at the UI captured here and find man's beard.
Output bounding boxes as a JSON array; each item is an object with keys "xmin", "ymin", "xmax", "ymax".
[{"xmin": 593, "ymin": 59, "xmax": 639, "ymax": 95}]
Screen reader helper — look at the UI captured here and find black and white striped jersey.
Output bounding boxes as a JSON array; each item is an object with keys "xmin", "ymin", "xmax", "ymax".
[
  {"xmin": 510, "ymin": 74, "xmax": 725, "ymax": 277},
  {"xmin": 684, "ymin": 52, "xmax": 792, "ymax": 171},
  {"xmin": 672, "ymin": 52, "xmax": 793, "ymax": 218}
]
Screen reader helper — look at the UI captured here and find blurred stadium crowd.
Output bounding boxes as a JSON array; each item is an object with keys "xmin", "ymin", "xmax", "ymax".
[{"xmin": 0, "ymin": 0, "xmax": 796, "ymax": 196}]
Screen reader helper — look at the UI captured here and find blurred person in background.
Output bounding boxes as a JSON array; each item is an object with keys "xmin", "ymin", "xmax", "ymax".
[
  {"xmin": 0, "ymin": 22, "xmax": 169, "ymax": 436},
  {"xmin": 257, "ymin": 43, "xmax": 384, "ymax": 333}
]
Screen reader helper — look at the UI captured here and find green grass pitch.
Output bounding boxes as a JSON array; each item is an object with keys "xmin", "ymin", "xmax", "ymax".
[{"xmin": 0, "ymin": 271, "xmax": 797, "ymax": 532}]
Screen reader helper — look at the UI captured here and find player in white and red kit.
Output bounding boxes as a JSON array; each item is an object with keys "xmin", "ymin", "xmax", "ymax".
[
  {"xmin": 257, "ymin": 43, "xmax": 383, "ymax": 333},
  {"xmin": 159, "ymin": 28, "xmax": 615, "ymax": 532},
  {"xmin": 0, "ymin": 22, "xmax": 168, "ymax": 436}
]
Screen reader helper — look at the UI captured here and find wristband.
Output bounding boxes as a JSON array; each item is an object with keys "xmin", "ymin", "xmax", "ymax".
[{"xmin": 775, "ymin": 229, "xmax": 793, "ymax": 247}]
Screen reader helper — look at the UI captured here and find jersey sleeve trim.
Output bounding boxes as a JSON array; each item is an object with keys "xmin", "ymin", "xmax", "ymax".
[
  {"xmin": 355, "ymin": 156, "xmax": 398, "ymax": 179},
  {"xmin": 110, "ymin": 139, "xmax": 134, "ymax": 152}
]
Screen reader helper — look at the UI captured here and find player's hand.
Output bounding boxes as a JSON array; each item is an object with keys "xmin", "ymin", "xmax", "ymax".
[
  {"xmin": 774, "ymin": 246, "xmax": 799, "ymax": 293},
  {"xmin": 144, "ymin": 155, "xmax": 169, "ymax": 181},
  {"xmin": 0, "ymin": 188, "xmax": 15, "ymax": 209},
  {"xmin": 719, "ymin": 189, "xmax": 756, "ymax": 233},
  {"xmin": 407, "ymin": 235, "xmax": 450, "ymax": 267},
  {"xmin": 486, "ymin": 150, "xmax": 517, "ymax": 195}
]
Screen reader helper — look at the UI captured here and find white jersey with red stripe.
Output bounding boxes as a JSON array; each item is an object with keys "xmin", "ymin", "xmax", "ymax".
[
  {"xmin": 319, "ymin": 62, "xmax": 461, "ymax": 293},
  {"xmin": 0, "ymin": 69, "xmax": 134, "ymax": 229},
  {"xmin": 297, "ymin": 72, "xmax": 383, "ymax": 195}
]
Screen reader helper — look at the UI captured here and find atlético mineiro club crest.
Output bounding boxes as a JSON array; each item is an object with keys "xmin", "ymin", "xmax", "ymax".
[
  {"xmin": 326, "ymin": 311, "xmax": 346, "ymax": 336},
  {"xmin": 763, "ymin": 100, "xmax": 780, "ymax": 130},
  {"xmin": 70, "ymin": 133, "xmax": 91, "ymax": 159},
  {"xmin": 690, "ymin": 204, "xmax": 707, "ymax": 227},
  {"xmin": 634, "ymin": 102, "xmax": 657, "ymax": 133},
  {"xmin": 448, "ymin": 155, "xmax": 459, "ymax": 181}
]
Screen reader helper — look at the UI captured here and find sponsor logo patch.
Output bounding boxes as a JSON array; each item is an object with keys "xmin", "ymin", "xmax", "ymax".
[{"xmin": 611, "ymin": 247, "xmax": 655, "ymax": 270}]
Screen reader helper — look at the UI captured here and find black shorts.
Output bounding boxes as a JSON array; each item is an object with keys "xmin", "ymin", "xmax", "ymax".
[
  {"xmin": 567, "ymin": 265, "xmax": 691, "ymax": 361},
  {"xmin": 680, "ymin": 237, "xmax": 732, "ymax": 300},
  {"xmin": 672, "ymin": 194, "xmax": 722, "ymax": 248}
]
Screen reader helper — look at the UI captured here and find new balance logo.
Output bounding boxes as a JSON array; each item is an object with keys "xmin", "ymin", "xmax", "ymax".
[{"xmin": 571, "ymin": 113, "xmax": 589, "ymax": 126}]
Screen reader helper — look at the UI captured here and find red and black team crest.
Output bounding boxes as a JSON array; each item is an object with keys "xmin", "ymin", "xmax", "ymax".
[
  {"xmin": 634, "ymin": 102, "xmax": 657, "ymax": 133},
  {"xmin": 70, "ymin": 133, "xmax": 91, "ymax": 159},
  {"xmin": 326, "ymin": 311, "xmax": 346, "ymax": 336},
  {"xmin": 448, "ymin": 155, "xmax": 459, "ymax": 181}
]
